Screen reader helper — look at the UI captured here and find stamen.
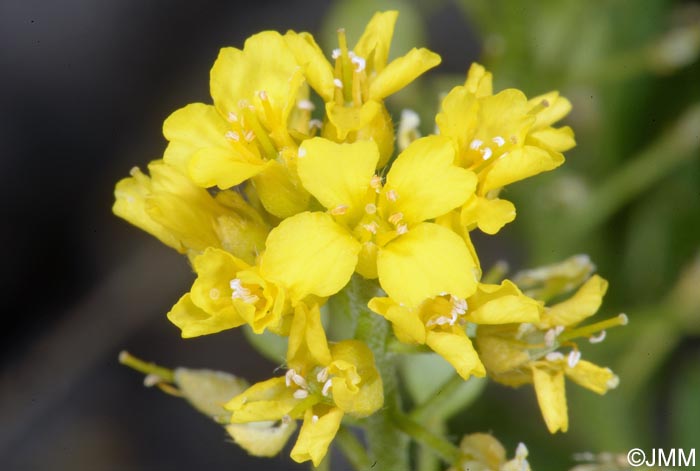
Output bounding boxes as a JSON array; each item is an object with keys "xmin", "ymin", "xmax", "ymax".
[
  {"xmin": 333, "ymin": 78, "xmax": 344, "ymax": 89},
  {"xmin": 365, "ymin": 203, "xmax": 377, "ymax": 214},
  {"xmin": 515, "ymin": 443, "xmax": 528, "ymax": 459},
  {"xmin": 285, "ymin": 369, "xmax": 295, "ymax": 387},
  {"xmin": 396, "ymin": 224, "xmax": 408, "ymax": 235},
  {"xmin": 331, "ymin": 48, "xmax": 341, "ymax": 60},
  {"xmin": 388, "ymin": 212, "xmax": 404, "ymax": 226},
  {"xmin": 309, "ymin": 119, "xmax": 322, "ymax": 130},
  {"xmin": 386, "ymin": 189, "xmax": 399, "ymax": 201},
  {"xmin": 230, "ymin": 278, "xmax": 260, "ymax": 304},
  {"xmin": 351, "ymin": 55, "xmax": 366, "ymax": 72},
  {"xmin": 322, "ymin": 379, "xmax": 333, "ymax": 397},
  {"xmin": 509, "ymin": 135, "xmax": 518, "ymax": 145},
  {"xmin": 451, "ymin": 296, "xmax": 468, "ymax": 316},
  {"xmin": 209, "ymin": 288, "xmax": 220, "ymax": 300},
  {"xmin": 362, "ymin": 222, "xmax": 378, "ymax": 234},
  {"xmin": 316, "ymin": 367, "xmax": 329, "ymax": 383},
  {"xmin": 297, "ymin": 99, "xmax": 315, "ymax": 111},
  {"xmin": 330, "ymin": 205, "xmax": 348, "ymax": 216},
  {"xmin": 227, "ymin": 112, "xmax": 238, "ymax": 122},
  {"xmin": 311, "ymin": 414, "xmax": 319, "ymax": 424},
  {"xmin": 469, "ymin": 139, "xmax": 483, "ymax": 150},
  {"xmin": 292, "ymin": 373, "xmax": 307, "ymax": 389},
  {"xmin": 606, "ymin": 373, "xmax": 620, "ymax": 389},
  {"xmin": 588, "ymin": 330, "xmax": 606, "ymax": 344},
  {"xmin": 244, "ymin": 130, "xmax": 255, "ymax": 142},
  {"xmin": 567, "ymin": 349, "xmax": 582, "ymax": 368},
  {"xmin": 544, "ymin": 328, "xmax": 558, "ymax": 348},
  {"xmin": 546, "ymin": 351, "xmax": 565, "ymax": 361},
  {"xmin": 370, "ymin": 175, "xmax": 382, "ymax": 192},
  {"xmin": 282, "ymin": 414, "xmax": 292, "ymax": 425},
  {"xmin": 558, "ymin": 314, "xmax": 628, "ymax": 343},
  {"xmin": 492, "ymin": 136, "xmax": 505, "ymax": 147},
  {"xmin": 298, "ymin": 147, "xmax": 306, "ymax": 158},
  {"xmin": 293, "ymin": 389, "xmax": 309, "ymax": 399},
  {"xmin": 258, "ymin": 90, "xmax": 268, "ymax": 101},
  {"xmin": 225, "ymin": 131, "xmax": 240, "ymax": 141},
  {"xmin": 482, "ymin": 147, "xmax": 493, "ymax": 160}
]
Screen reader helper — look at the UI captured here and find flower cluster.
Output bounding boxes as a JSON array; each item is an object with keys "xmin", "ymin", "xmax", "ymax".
[{"xmin": 114, "ymin": 11, "xmax": 624, "ymax": 467}]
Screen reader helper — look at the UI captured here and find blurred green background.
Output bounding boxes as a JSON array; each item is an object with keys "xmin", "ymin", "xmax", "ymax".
[{"xmin": 2, "ymin": 0, "xmax": 698, "ymax": 469}]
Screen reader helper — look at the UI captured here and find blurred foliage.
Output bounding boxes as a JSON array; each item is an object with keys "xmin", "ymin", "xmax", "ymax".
[{"xmin": 316, "ymin": 0, "xmax": 699, "ymax": 469}]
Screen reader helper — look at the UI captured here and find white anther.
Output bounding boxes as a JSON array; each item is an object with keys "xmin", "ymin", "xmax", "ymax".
[
  {"xmin": 515, "ymin": 442, "xmax": 528, "ymax": 459},
  {"xmin": 316, "ymin": 367, "xmax": 329, "ymax": 383},
  {"xmin": 618, "ymin": 313, "xmax": 629, "ymax": 325},
  {"xmin": 258, "ymin": 90, "xmax": 268, "ymax": 101},
  {"xmin": 606, "ymin": 373, "xmax": 620, "ymax": 389},
  {"xmin": 225, "ymin": 130, "xmax": 240, "ymax": 141},
  {"xmin": 311, "ymin": 414, "xmax": 319, "ymax": 424},
  {"xmin": 244, "ymin": 130, "xmax": 255, "ymax": 142},
  {"xmin": 544, "ymin": 329, "xmax": 558, "ymax": 348},
  {"xmin": 293, "ymin": 389, "xmax": 309, "ymax": 399},
  {"xmin": 567, "ymin": 349, "xmax": 582, "ymax": 368},
  {"xmin": 230, "ymin": 278, "xmax": 260, "ymax": 304},
  {"xmin": 492, "ymin": 136, "xmax": 506, "ymax": 147},
  {"xmin": 309, "ymin": 119, "xmax": 322, "ymax": 130},
  {"xmin": 545, "ymin": 352, "xmax": 564, "ymax": 362},
  {"xmin": 589, "ymin": 330, "xmax": 607, "ymax": 344},
  {"xmin": 351, "ymin": 55, "xmax": 366, "ymax": 72},
  {"xmin": 238, "ymin": 99, "xmax": 250, "ymax": 109},
  {"xmin": 554, "ymin": 325, "xmax": 565, "ymax": 336},
  {"xmin": 227, "ymin": 112, "xmax": 238, "ymax": 122},
  {"xmin": 396, "ymin": 224, "xmax": 408, "ymax": 235},
  {"xmin": 285, "ymin": 369, "xmax": 296, "ymax": 387},
  {"xmin": 362, "ymin": 222, "xmax": 378, "ymax": 234},
  {"xmin": 292, "ymin": 373, "xmax": 307, "ymax": 389},
  {"xmin": 209, "ymin": 288, "xmax": 220, "ymax": 300},
  {"xmin": 469, "ymin": 139, "xmax": 483, "ymax": 150},
  {"xmin": 330, "ymin": 205, "xmax": 348, "ymax": 216},
  {"xmin": 386, "ymin": 189, "xmax": 399, "ymax": 201},
  {"xmin": 388, "ymin": 212, "xmax": 403, "ymax": 226},
  {"xmin": 365, "ymin": 203, "xmax": 377, "ymax": 214},
  {"xmin": 333, "ymin": 78, "xmax": 343, "ymax": 89},
  {"xmin": 297, "ymin": 99, "xmax": 315, "ymax": 111},
  {"xmin": 143, "ymin": 373, "xmax": 162, "ymax": 387},
  {"xmin": 482, "ymin": 147, "xmax": 493, "ymax": 160},
  {"xmin": 322, "ymin": 379, "xmax": 333, "ymax": 397},
  {"xmin": 370, "ymin": 175, "xmax": 382, "ymax": 192},
  {"xmin": 331, "ymin": 48, "xmax": 341, "ymax": 59},
  {"xmin": 298, "ymin": 147, "xmax": 306, "ymax": 158},
  {"xmin": 516, "ymin": 323, "xmax": 535, "ymax": 339}
]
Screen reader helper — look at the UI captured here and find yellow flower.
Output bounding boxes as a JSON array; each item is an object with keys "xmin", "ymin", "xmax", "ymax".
[
  {"xmin": 113, "ymin": 160, "xmax": 269, "ymax": 264},
  {"xmin": 162, "ymin": 31, "xmax": 310, "ymax": 218},
  {"xmin": 285, "ymin": 11, "xmax": 441, "ymax": 166},
  {"xmin": 260, "ymin": 135, "xmax": 478, "ymax": 307},
  {"xmin": 167, "ymin": 247, "xmax": 290, "ymax": 337},
  {"xmin": 437, "ymin": 63, "xmax": 575, "ymax": 234},
  {"xmin": 476, "ymin": 275, "xmax": 625, "ymax": 433},
  {"xmin": 369, "ymin": 280, "xmax": 542, "ymax": 380},
  {"xmin": 447, "ymin": 433, "xmax": 532, "ymax": 471},
  {"xmin": 225, "ymin": 303, "xmax": 383, "ymax": 466}
]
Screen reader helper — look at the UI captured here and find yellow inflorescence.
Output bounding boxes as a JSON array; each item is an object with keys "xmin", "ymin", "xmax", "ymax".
[{"xmin": 114, "ymin": 10, "xmax": 620, "ymax": 467}]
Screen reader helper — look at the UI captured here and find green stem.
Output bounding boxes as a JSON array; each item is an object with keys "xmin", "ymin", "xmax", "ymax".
[
  {"xmin": 349, "ymin": 275, "xmax": 410, "ymax": 471},
  {"xmin": 410, "ymin": 375, "xmax": 486, "ymax": 422},
  {"xmin": 118, "ymin": 351, "xmax": 174, "ymax": 383},
  {"xmin": 335, "ymin": 426, "xmax": 371, "ymax": 471},
  {"xmin": 392, "ymin": 412, "xmax": 461, "ymax": 464}
]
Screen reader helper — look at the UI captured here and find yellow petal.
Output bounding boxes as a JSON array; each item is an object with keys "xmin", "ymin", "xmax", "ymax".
[
  {"xmin": 528, "ymin": 126, "xmax": 576, "ymax": 152},
  {"xmin": 287, "ymin": 303, "xmax": 332, "ymax": 368},
  {"xmin": 436, "ymin": 86, "xmax": 479, "ymax": 159},
  {"xmin": 565, "ymin": 360, "xmax": 618, "ymax": 395},
  {"xmin": 369, "ymin": 47, "xmax": 441, "ymax": 100},
  {"xmin": 532, "ymin": 366, "xmax": 568, "ymax": 433},
  {"xmin": 368, "ymin": 297, "xmax": 426, "ymax": 344},
  {"xmin": 354, "ymin": 10, "xmax": 398, "ymax": 73},
  {"xmin": 463, "ymin": 63, "xmax": 493, "ymax": 97},
  {"xmin": 261, "ymin": 212, "xmax": 360, "ymax": 302},
  {"xmin": 467, "ymin": 280, "xmax": 542, "ymax": 324},
  {"xmin": 384, "ymin": 136, "xmax": 476, "ymax": 223},
  {"xmin": 543, "ymin": 275, "xmax": 609, "ymax": 327},
  {"xmin": 252, "ymin": 160, "xmax": 310, "ymax": 218},
  {"xmin": 425, "ymin": 331, "xmax": 485, "ymax": 380},
  {"xmin": 329, "ymin": 340, "xmax": 383, "ymax": 416},
  {"xmin": 297, "ymin": 138, "xmax": 378, "ymax": 217},
  {"xmin": 162, "ymin": 103, "xmax": 231, "ymax": 172},
  {"xmin": 188, "ymin": 146, "xmax": 268, "ymax": 189},
  {"xmin": 480, "ymin": 145, "xmax": 564, "ymax": 194},
  {"xmin": 377, "ymin": 222, "xmax": 478, "ymax": 306},
  {"xmin": 225, "ymin": 420, "xmax": 297, "ymax": 458},
  {"xmin": 113, "ymin": 166, "xmax": 184, "ymax": 252},
  {"xmin": 356, "ymin": 242, "xmax": 379, "ymax": 279},
  {"xmin": 189, "ymin": 247, "xmax": 249, "ymax": 315},
  {"xmin": 290, "ymin": 406, "xmax": 344, "ymax": 466},
  {"xmin": 528, "ymin": 92, "xmax": 572, "ymax": 129},
  {"xmin": 210, "ymin": 32, "xmax": 302, "ymax": 125},
  {"xmin": 167, "ymin": 293, "xmax": 245, "ymax": 338},
  {"xmin": 284, "ymin": 31, "xmax": 335, "ymax": 102},
  {"xmin": 226, "ymin": 377, "xmax": 300, "ymax": 422},
  {"xmin": 460, "ymin": 195, "xmax": 516, "ymax": 235},
  {"xmin": 324, "ymin": 100, "xmax": 382, "ymax": 140}
]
